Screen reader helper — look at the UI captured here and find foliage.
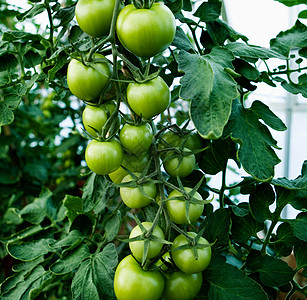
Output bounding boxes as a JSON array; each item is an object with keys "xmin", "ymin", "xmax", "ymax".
[{"xmin": 0, "ymin": 0, "xmax": 307, "ymax": 299}]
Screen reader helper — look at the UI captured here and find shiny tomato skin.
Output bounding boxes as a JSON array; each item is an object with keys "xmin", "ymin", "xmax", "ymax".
[
  {"xmin": 67, "ymin": 54, "xmax": 111, "ymax": 101},
  {"xmin": 162, "ymin": 271, "xmax": 203, "ymax": 300},
  {"xmin": 120, "ymin": 173, "xmax": 157, "ymax": 208},
  {"xmin": 163, "ymin": 148, "xmax": 196, "ymax": 178},
  {"xmin": 116, "ymin": 3, "xmax": 176, "ymax": 57},
  {"xmin": 114, "ymin": 255, "xmax": 165, "ymax": 300},
  {"xmin": 82, "ymin": 105, "xmax": 108, "ymax": 137},
  {"xmin": 75, "ymin": 0, "xmax": 117, "ymax": 37},
  {"xmin": 166, "ymin": 187, "xmax": 204, "ymax": 225},
  {"xmin": 129, "ymin": 222, "xmax": 165, "ymax": 261},
  {"xmin": 85, "ymin": 139, "xmax": 123, "ymax": 175},
  {"xmin": 127, "ymin": 76, "xmax": 170, "ymax": 119},
  {"xmin": 171, "ymin": 232, "xmax": 211, "ymax": 274},
  {"xmin": 119, "ymin": 123, "xmax": 153, "ymax": 154}
]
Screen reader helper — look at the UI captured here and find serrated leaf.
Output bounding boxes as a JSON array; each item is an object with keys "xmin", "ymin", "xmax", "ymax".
[
  {"xmin": 286, "ymin": 212, "xmax": 307, "ymax": 241},
  {"xmin": 246, "ymin": 251, "xmax": 294, "ymax": 287},
  {"xmin": 249, "ymin": 183, "xmax": 275, "ymax": 222},
  {"xmin": 226, "ymin": 42, "xmax": 286, "ymax": 59},
  {"xmin": 204, "ymin": 254, "xmax": 268, "ymax": 299},
  {"xmin": 0, "ymin": 103, "xmax": 14, "ymax": 127},
  {"xmin": 224, "ymin": 99, "xmax": 281, "ymax": 181},
  {"xmin": 194, "ymin": 1, "xmax": 222, "ymax": 22},
  {"xmin": 50, "ymin": 244, "xmax": 90, "ymax": 275},
  {"xmin": 270, "ymin": 20, "xmax": 307, "ymax": 57},
  {"xmin": 71, "ymin": 243, "xmax": 118, "ymax": 300},
  {"xmin": 179, "ymin": 47, "xmax": 238, "ymax": 139}
]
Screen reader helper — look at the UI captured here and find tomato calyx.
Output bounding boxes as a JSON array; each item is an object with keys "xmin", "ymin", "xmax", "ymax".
[{"xmin": 132, "ymin": 0, "xmax": 155, "ymax": 10}]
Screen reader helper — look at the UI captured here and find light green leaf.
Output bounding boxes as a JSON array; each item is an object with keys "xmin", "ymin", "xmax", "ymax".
[{"xmin": 0, "ymin": 102, "xmax": 14, "ymax": 127}]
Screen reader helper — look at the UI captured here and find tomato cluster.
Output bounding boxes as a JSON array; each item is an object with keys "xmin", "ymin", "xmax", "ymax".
[{"xmin": 67, "ymin": 1, "xmax": 212, "ymax": 299}]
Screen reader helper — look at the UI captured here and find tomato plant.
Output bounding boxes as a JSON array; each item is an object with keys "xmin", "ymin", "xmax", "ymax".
[
  {"xmin": 120, "ymin": 173, "xmax": 157, "ymax": 208},
  {"xmin": 119, "ymin": 123, "xmax": 153, "ymax": 154},
  {"xmin": 171, "ymin": 232, "xmax": 212, "ymax": 274},
  {"xmin": 114, "ymin": 255, "xmax": 165, "ymax": 300},
  {"xmin": 129, "ymin": 222, "xmax": 165, "ymax": 261},
  {"xmin": 127, "ymin": 76, "xmax": 171, "ymax": 119},
  {"xmin": 116, "ymin": 3, "xmax": 176, "ymax": 57},
  {"xmin": 75, "ymin": 0, "xmax": 117, "ymax": 37},
  {"xmin": 166, "ymin": 187, "xmax": 204, "ymax": 224},
  {"xmin": 67, "ymin": 53, "xmax": 111, "ymax": 101},
  {"xmin": 85, "ymin": 138, "xmax": 123, "ymax": 175}
]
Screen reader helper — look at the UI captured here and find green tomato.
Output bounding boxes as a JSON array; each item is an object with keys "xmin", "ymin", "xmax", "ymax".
[
  {"xmin": 171, "ymin": 232, "xmax": 211, "ymax": 274},
  {"xmin": 114, "ymin": 255, "xmax": 165, "ymax": 300},
  {"xmin": 85, "ymin": 138, "xmax": 123, "ymax": 175},
  {"xmin": 129, "ymin": 222, "xmax": 165, "ymax": 261},
  {"xmin": 116, "ymin": 3, "xmax": 176, "ymax": 57},
  {"xmin": 127, "ymin": 76, "xmax": 170, "ymax": 119},
  {"xmin": 166, "ymin": 187, "xmax": 204, "ymax": 225},
  {"xmin": 162, "ymin": 271, "xmax": 203, "ymax": 300},
  {"xmin": 67, "ymin": 54, "xmax": 111, "ymax": 101},
  {"xmin": 163, "ymin": 148, "xmax": 195, "ymax": 178},
  {"xmin": 120, "ymin": 123, "xmax": 153, "ymax": 154},
  {"xmin": 120, "ymin": 173, "xmax": 156, "ymax": 208},
  {"xmin": 82, "ymin": 105, "xmax": 108, "ymax": 137},
  {"xmin": 108, "ymin": 151, "xmax": 151, "ymax": 184},
  {"xmin": 75, "ymin": 0, "xmax": 117, "ymax": 37}
]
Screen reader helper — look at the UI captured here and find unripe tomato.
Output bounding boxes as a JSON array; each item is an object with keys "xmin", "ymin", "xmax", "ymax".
[
  {"xmin": 116, "ymin": 3, "xmax": 176, "ymax": 58},
  {"xmin": 85, "ymin": 139, "xmax": 123, "ymax": 175},
  {"xmin": 127, "ymin": 76, "xmax": 170, "ymax": 119},
  {"xmin": 119, "ymin": 123, "xmax": 153, "ymax": 154},
  {"xmin": 162, "ymin": 271, "xmax": 203, "ymax": 300},
  {"xmin": 163, "ymin": 148, "xmax": 196, "ymax": 178},
  {"xmin": 120, "ymin": 173, "xmax": 157, "ymax": 208},
  {"xmin": 171, "ymin": 232, "xmax": 211, "ymax": 274},
  {"xmin": 114, "ymin": 255, "xmax": 165, "ymax": 300},
  {"xmin": 166, "ymin": 187, "xmax": 204, "ymax": 225},
  {"xmin": 129, "ymin": 222, "xmax": 165, "ymax": 261},
  {"xmin": 67, "ymin": 54, "xmax": 111, "ymax": 101},
  {"xmin": 75, "ymin": 0, "xmax": 117, "ymax": 37},
  {"xmin": 82, "ymin": 105, "xmax": 108, "ymax": 137}
]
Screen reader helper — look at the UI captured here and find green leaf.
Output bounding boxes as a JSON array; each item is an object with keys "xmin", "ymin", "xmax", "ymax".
[
  {"xmin": 279, "ymin": 74, "xmax": 307, "ymax": 98},
  {"xmin": 249, "ymin": 183, "xmax": 275, "ymax": 222},
  {"xmin": 17, "ymin": 3, "xmax": 45, "ymax": 21},
  {"xmin": 0, "ymin": 224, "xmax": 42, "ymax": 243},
  {"xmin": 223, "ymin": 99, "xmax": 282, "ymax": 181},
  {"xmin": 2, "ymin": 31, "xmax": 42, "ymax": 42},
  {"xmin": 246, "ymin": 251, "xmax": 294, "ymax": 287},
  {"xmin": 71, "ymin": 243, "xmax": 118, "ymax": 300},
  {"xmin": 275, "ymin": 186, "xmax": 296, "ymax": 210},
  {"xmin": 103, "ymin": 211, "xmax": 122, "ymax": 242},
  {"xmin": 276, "ymin": 222, "xmax": 300, "ymax": 248},
  {"xmin": 298, "ymin": 9, "xmax": 307, "ymax": 19},
  {"xmin": 274, "ymin": 0, "xmax": 307, "ymax": 7},
  {"xmin": 24, "ymin": 50, "xmax": 43, "ymax": 68},
  {"xmin": 49, "ymin": 230, "xmax": 84, "ymax": 249},
  {"xmin": 287, "ymin": 212, "xmax": 307, "ymax": 242},
  {"xmin": 199, "ymin": 137, "xmax": 238, "ymax": 175},
  {"xmin": 53, "ymin": 4, "xmax": 76, "ymax": 27},
  {"xmin": 290, "ymin": 189, "xmax": 307, "ymax": 211},
  {"xmin": 204, "ymin": 254, "xmax": 268, "ymax": 299},
  {"xmin": 194, "ymin": 1, "xmax": 222, "ymax": 22},
  {"xmin": 232, "ymin": 58, "xmax": 260, "ymax": 81},
  {"xmin": 179, "ymin": 47, "xmax": 238, "ymax": 139},
  {"xmin": 226, "ymin": 42, "xmax": 286, "ymax": 60},
  {"xmin": 0, "ymin": 54, "xmax": 18, "ymax": 71},
  {"xmin": 7, "ymin": 238, "xmax": 55, "ymax": 261},
  {"xmin": 63, "ymin": 195, "xmax": 83, "ymax": 223},
  {"xmin": 164, "ymin": 0, "xmax": 183, "ymax": 15},
  {"xmin": 294, "ymin": 241, "xmax": 307, "ymax": 270},
  {"xmin": 50, "ymin": 244, "xmax": 90, "ymax": 275},
  {"xmin": 270, "ymin": 20, "xmax": 307, "ymax": 57},
  {"xmin": 172, "ymin": 27, "xmax": 195, "ymax": 52},
  {"xmin": 0, "ymin": 103, "xmax": 14, "ymax": 127},
  {"xmin": 201, "ymin": 208, "xmax": 230, "ymax": 247}
]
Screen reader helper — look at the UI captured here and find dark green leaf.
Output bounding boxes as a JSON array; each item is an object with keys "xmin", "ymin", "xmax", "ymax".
[
  {"xmin": 274, "ymin": 0, "xmax": 306, "ymax": 7},
  {"xmin": 194, "ymin": 1, "xmax": 222, "ymax": 22},
  {"xmin": 103, "ymin": 212, "xmax": 122, "ymax": 242},
  {"xmin": 0, "ymin": 54, "xmax": 18, "ymax": 71},
  {"xmin": 232, "ymin": 58, "xmax": 260, "ymax": 81},
  {"xmin": 224, "ymin": 99, "xmax": 281, "ymax": 181},
  {"xmin": 71, "ymin": 243, "xmax": 118, "ymax": 300},
  {"xmin": 53, "ymin": 4, "xmax": 76, "ymax": 27},
  {"xmin": 276, "ymin": 223, "xmax": 300, "ymax": 247},
  {"xmin": 275, "ymin": 186, "xmax": 296, "ymax": 210},
  {"xmin": 249, "ymin": 183, "xmax": 275, "ymax": 222},
  {"xmin": 246, "ymin": 251, "xmax": 294, "ymax": 287},
  {"xmin": 164, "ymin": 0, "xmax": 183, "ymax": 15},
  {"xmin": 294, "ymin": 241, "xmax": 307, "ymax": 270},
  {"xmin": 298, "ymin": 9, "xmax": 307, "ymax": 19},
  {"xmin": 24, "ymin": 50, "xmax": 43, "ymax": 68},
  {"xmin": 49, "ymin": 230, "xmax": 84, "ymax": 249},
  {"xmin": 279, "ymin": 75, "xmax": 307, "ymax": 98},
  {"xmin": 204, "ymin": 254, "xmax": 268, "ymax": 299},
  {"xmin": 287, "ymin": 212, "xmax": 307, "ymax": 241},
  {"xmin": 172, "ymin": 26, "xmax": 195, "ymax": 52},
  {"xmin": 0, "ymin": 103, "xmax": 14, "ymax": 127},
  {"xmin": 290, "ymin": 189, "xmax": 307, "ymax": 211},
  {"xmin": 270, "ymin": 20, "xmax": 307, "ymax": 57}
]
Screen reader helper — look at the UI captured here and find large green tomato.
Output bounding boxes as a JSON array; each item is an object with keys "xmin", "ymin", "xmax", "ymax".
[
  {"xmin": 171, "ymin": 232, "xmax": 211, "ymax": 274},
  {"xmin": 116, "ymin": 3, "xmax": 176, "ymax": 57},
  {"xmin": 82, "ymin": 105, "xmax": 107, "ymax": 137},
  {"xmin": 162, "ymin": 271, "xmax": 203, "ymax": 300},
  {"xmin": 127, "ymin": 76, "xmax": 171, "ymax": 119},
  {"xmin": 75, "ymin": 0, "xmax": 117, "ymax": 37},
  {"xmin": 120, "ymin": 173, "xmax": 157, "ymax": 208},
  {"xmin": 85, "ymin": 139, "xmax": 123, "ymax": 175},
  {"xmin": 129, "ymin": 222, "xmax": 165, "ymax": 261},
  {"xmin": 114, "ymin": 255, "xmax": 164, "ymax": 300},
  {"xmin": 163, "ymin": 148, "xmax": 196, "ymax": 178},
  {"xmin": 67, "ymin": 54, "xmax": 111, "ymax": 101},
  {"xmin": 166, "ymin": 187, "xmax": 204, "ymax": 225},
  {"xmin": 119, "ymin": 123, "xmax": 153, "ymax": 154}
]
